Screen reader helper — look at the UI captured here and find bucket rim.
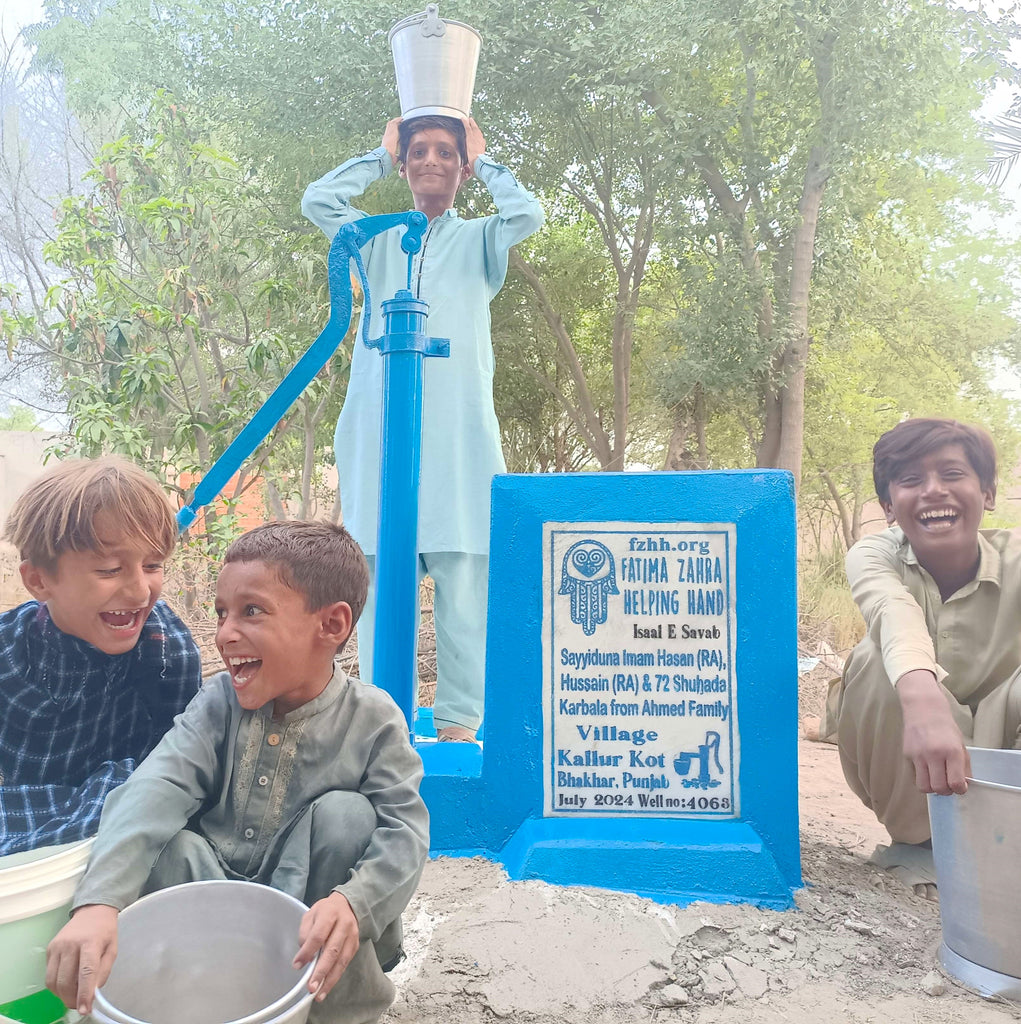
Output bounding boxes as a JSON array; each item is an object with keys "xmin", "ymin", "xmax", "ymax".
[
  {"xmin": 94, "ymin": 880, "xmax": 317, "ymax": 1024},
  {"xmin": 0, "ymin": 838, "xmax": 93, "ymax": 879},
  {"xmin": 0, "ymin": 838, "xmax": 93, "ymax": 922},
  {"xmin": 388, "ymin": 10, "xmax": 481, "ymax": 44}
]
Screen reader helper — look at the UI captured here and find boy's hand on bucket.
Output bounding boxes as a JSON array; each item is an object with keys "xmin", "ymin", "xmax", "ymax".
[
  {"xmin": 294, "ymin": 891, "xmax": 360, "ymax": 1000},
  {"xmin": 382, "ymin": 117, "xmax": 401, "ymax": 164},
  {"xmin": 45, "ymin": 903, "xmax": 119, "ymax": 1016},
  {"xmin": 463, "ymin": 117, "xmax": 486, "ymax": 172},
  {"xmin": 897, "ymin": 669, "xmax": 971, "ymax": 795}
]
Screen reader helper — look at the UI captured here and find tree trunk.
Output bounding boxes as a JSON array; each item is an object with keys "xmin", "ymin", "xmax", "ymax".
[
  {"xmin": 266, "ymin": 479, "xmax": 288, "ymax": 520},
  {"xmin": 663, "ymin": 403, "xmax": 693, "ymax": 471},
  {"xmin": 775, "ymin": 147, "xmax": 829, "ymax": 491},
  {"xmin": 662, "ymin": 386, "xmax": 708, "ymax": 470},
  {"xmin": 757, "ymin": 380, "xmax": 782, "ymax": 468},
  {"xmin": 813, "ymin": 458, "xmax": 854, "ymax": 552},
  {"xmin": 693, "ymin": 385, "xmax": 708, "ymax": 467},
  {"xmin": 609, "ymin": 297, "xmax": 631, "ymax": 471},
  {"xmin": 510, "ymin": 251, "xmax": 613, "ymax": 467}
]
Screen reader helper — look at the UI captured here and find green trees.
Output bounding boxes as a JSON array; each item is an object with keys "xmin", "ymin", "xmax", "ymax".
[
  {"xmin": 3, "ymin": 99, "xmax": 346, "ymax": 519},
  {"xmin": 1, "ymin": 0, "xmax": 1017, "ymax": 539}
]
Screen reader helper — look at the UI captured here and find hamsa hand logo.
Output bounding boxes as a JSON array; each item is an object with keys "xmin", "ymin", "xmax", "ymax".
[{"xmin": 559, "ymin": 539, "xmax": 618, "ymax": 636}]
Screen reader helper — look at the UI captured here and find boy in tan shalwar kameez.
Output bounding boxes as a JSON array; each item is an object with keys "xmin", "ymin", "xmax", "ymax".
[{"xmin": 826, "ymin": 418, "xmax": 1021, "ymax": 899}]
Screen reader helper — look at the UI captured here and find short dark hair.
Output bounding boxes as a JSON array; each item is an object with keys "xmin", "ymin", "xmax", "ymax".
[
  {"xmin": 873, "ymin": 418, "xmax": 997, "ymax": 505},
  {"xmin": 223, "ymin": 521, "xmax": 369, "ymax": 626},
  {"xmin": 398, "ymin": 115, "xmax": 467, "ymax": 165}
]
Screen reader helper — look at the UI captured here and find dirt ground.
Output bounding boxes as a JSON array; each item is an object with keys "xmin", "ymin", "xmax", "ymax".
[{"xmin": 382, "ymin": 735, "xmax": 1021, "ymax": 1024}]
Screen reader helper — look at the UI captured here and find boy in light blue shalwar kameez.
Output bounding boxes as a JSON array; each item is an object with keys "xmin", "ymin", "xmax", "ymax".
[{"xmin": 302, "ymin": 115, "xmax": 544, "ymax": 740}]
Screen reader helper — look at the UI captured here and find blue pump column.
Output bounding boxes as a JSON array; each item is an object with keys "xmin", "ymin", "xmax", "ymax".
[{"xmin": 368, "ymin": 290, "xmax": 449, "ymax": 732}]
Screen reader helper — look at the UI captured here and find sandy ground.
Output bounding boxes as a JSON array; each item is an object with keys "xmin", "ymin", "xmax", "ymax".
[{"xmin": 381, "ymin": 737, "xmax": 1021, "ymax": 1024}]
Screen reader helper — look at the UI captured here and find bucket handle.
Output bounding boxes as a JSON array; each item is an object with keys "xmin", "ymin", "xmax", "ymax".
[
  {"xmin": 421, "ymin": 4, "xmax": 446, "ymax": 37},
  {"xmin": 963, "ymin": 776, "xmax": 1021, "ymax": 794}
]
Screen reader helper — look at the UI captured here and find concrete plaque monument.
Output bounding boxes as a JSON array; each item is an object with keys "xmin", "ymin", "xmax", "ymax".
[{"xmin": 422, "ymin": 470, "xmax": 801, "ymax": 908}]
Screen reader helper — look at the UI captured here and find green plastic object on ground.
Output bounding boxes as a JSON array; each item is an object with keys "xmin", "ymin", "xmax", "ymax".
[{"xmin": 0, "ymin": 988, "xmax": 69, "ymax": 1024}]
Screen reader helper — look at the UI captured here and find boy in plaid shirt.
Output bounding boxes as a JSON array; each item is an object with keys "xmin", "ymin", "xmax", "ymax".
[{"xmin": 0, "ymin": 457, "xmax": 201, "ymax": 854}]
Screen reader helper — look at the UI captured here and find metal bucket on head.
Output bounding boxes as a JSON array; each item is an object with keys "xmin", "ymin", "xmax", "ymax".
[
  {"xmin": 929, "ymin": 746, "xmax": 1021, "ymax": 999},
  {"xmin": 91, "ymin": 880, "xmax": 316, "ymax": 1024},
  {"xmin": 389, "ymin": 4, "xmax": 481, "ymax": 121}
]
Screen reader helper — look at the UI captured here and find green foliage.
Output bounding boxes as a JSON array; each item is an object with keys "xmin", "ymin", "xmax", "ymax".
[
  {"xmin": 10, "ymin": 0, "xmax": 1021, "ymax": 535},
  {"xmin": 0, "ymin": 403, "xmax": 41, "ymax": 430},
  {"xmin": 5, "ymin": 95, "xmax": 347, "ymax": 541}
]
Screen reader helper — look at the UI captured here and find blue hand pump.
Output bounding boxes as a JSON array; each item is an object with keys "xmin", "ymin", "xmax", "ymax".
[{"xmin": 176, "ymin": 210, "xmax": 449, "ymax": 733}]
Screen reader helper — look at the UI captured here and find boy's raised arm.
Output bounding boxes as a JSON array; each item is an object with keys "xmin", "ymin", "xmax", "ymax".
[
  {"xmin": 301, "ymin": 122, "xmax": 400, "ymax": 241},
  {"xmin": 471, "ymin": 120, "xmax": 544, "ymax": 293}
]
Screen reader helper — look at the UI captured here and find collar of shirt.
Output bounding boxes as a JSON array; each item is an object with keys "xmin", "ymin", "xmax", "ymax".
[
  {"xmin": 893, "ymin": 526, "xmax": 1002, "ymax": 597},
  {"xmin": 257, "ymin": 662, "xmax": 350, "ymax": 726}
]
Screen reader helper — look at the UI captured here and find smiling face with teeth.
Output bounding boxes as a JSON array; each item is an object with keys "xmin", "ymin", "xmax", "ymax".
[
  {"xmin": 882, "ymin": 442, "xmax": 995, "ymax": 585},
  {"xmin": 214, "ymin": 560, "xmax": 353, "ymax": 717},
  {"xmin": 20, "ymin": 515, "xmax": 166, "ymax": 655}
]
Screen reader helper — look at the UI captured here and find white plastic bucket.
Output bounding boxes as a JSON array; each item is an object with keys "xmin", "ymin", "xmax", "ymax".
[
  {"xmin": 0, "ymin": 839, "xmax": 93, "ymax": 1009},
  {"xmin": 389, "ymin": 4, "xmax": 481, "ymax": 120},
  {"xmin": 92, "ymin": 880, "xmax": 316, "ymax": 1024}
]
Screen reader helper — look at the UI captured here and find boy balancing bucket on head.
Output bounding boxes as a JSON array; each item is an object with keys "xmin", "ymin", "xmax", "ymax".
[{"xmin": 0, "ymin": 840, "xmax": 93, "ymax": 1024}]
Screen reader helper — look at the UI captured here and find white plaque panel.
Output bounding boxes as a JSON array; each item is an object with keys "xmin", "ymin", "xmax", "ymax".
[{"xmin": 542, "ymin": 522, "xmax": 739, "ymax": 818}]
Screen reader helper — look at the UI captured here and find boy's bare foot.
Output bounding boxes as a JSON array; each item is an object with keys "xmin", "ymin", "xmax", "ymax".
[
  {"xmin": 868, "ymin": 841, "xmax": 938, "ymax": 901},
  {"xmin": 437, "ymin": 725, "xmax": 477, "ymax": 743}
]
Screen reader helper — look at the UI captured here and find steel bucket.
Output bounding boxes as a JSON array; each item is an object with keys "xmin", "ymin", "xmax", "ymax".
[
  {"xmin": 388, "ymin": 4, "xmax": 481, "ymax": 120},
  {"xmin": 929, "ymin": 746, "xmax": 1021, "ymax": 998},
  {"xmin": 91, "ymin": 880, "xmax": 316, "ymax": 1024}
]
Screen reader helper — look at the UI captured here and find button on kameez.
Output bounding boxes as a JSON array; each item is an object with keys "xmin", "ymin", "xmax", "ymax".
[
  {"xmin": 244, "ymin": 828, "xmax": 255, "ymax": 839},
  {"xmin": 267, "ymin": 734, "xmax": 281, "ymax": 746}
]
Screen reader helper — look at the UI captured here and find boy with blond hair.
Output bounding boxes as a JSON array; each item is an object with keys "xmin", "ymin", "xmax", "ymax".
[
  {"xmin": 0, "ymin": 456, "xmax": 201, "ymax": 855},
  {"xmin": 47, "ymin": 521, "xmax": 428, "ymax": 1024}
]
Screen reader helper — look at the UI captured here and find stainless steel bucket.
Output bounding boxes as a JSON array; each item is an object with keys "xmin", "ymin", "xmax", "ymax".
[
  {"xmin": 91, "ymin": 880, "xmax": 316, "ymax": 1024},
  {"xmin": 388, "ymin": 4, "xmax": 481, "ymax": 120},
  {"xmin": 929, "ymin": 746, "xmax": 1021, "ymax": 998}
]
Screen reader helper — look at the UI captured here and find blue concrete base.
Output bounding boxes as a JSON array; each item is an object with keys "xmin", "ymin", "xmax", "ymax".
[
  {"xmin": 415, "ymin": 471, "xmax": 801, "ymax": 908},
  {"xmin": 497, "ymin": 818, "xmax": 794, "ymax": 908},
  {"xmin": 417, "ymin": 741, "xmax": 483, "ymax": 777}
]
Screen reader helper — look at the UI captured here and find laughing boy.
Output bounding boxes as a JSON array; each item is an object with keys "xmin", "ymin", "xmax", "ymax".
[
  {"xmin": 829, "ymin": 418, "xmax": 1021, "ymax": 897},
  {"xmin": 0, "ymin": 457, "xmax": 200, "ymax": 855}
]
